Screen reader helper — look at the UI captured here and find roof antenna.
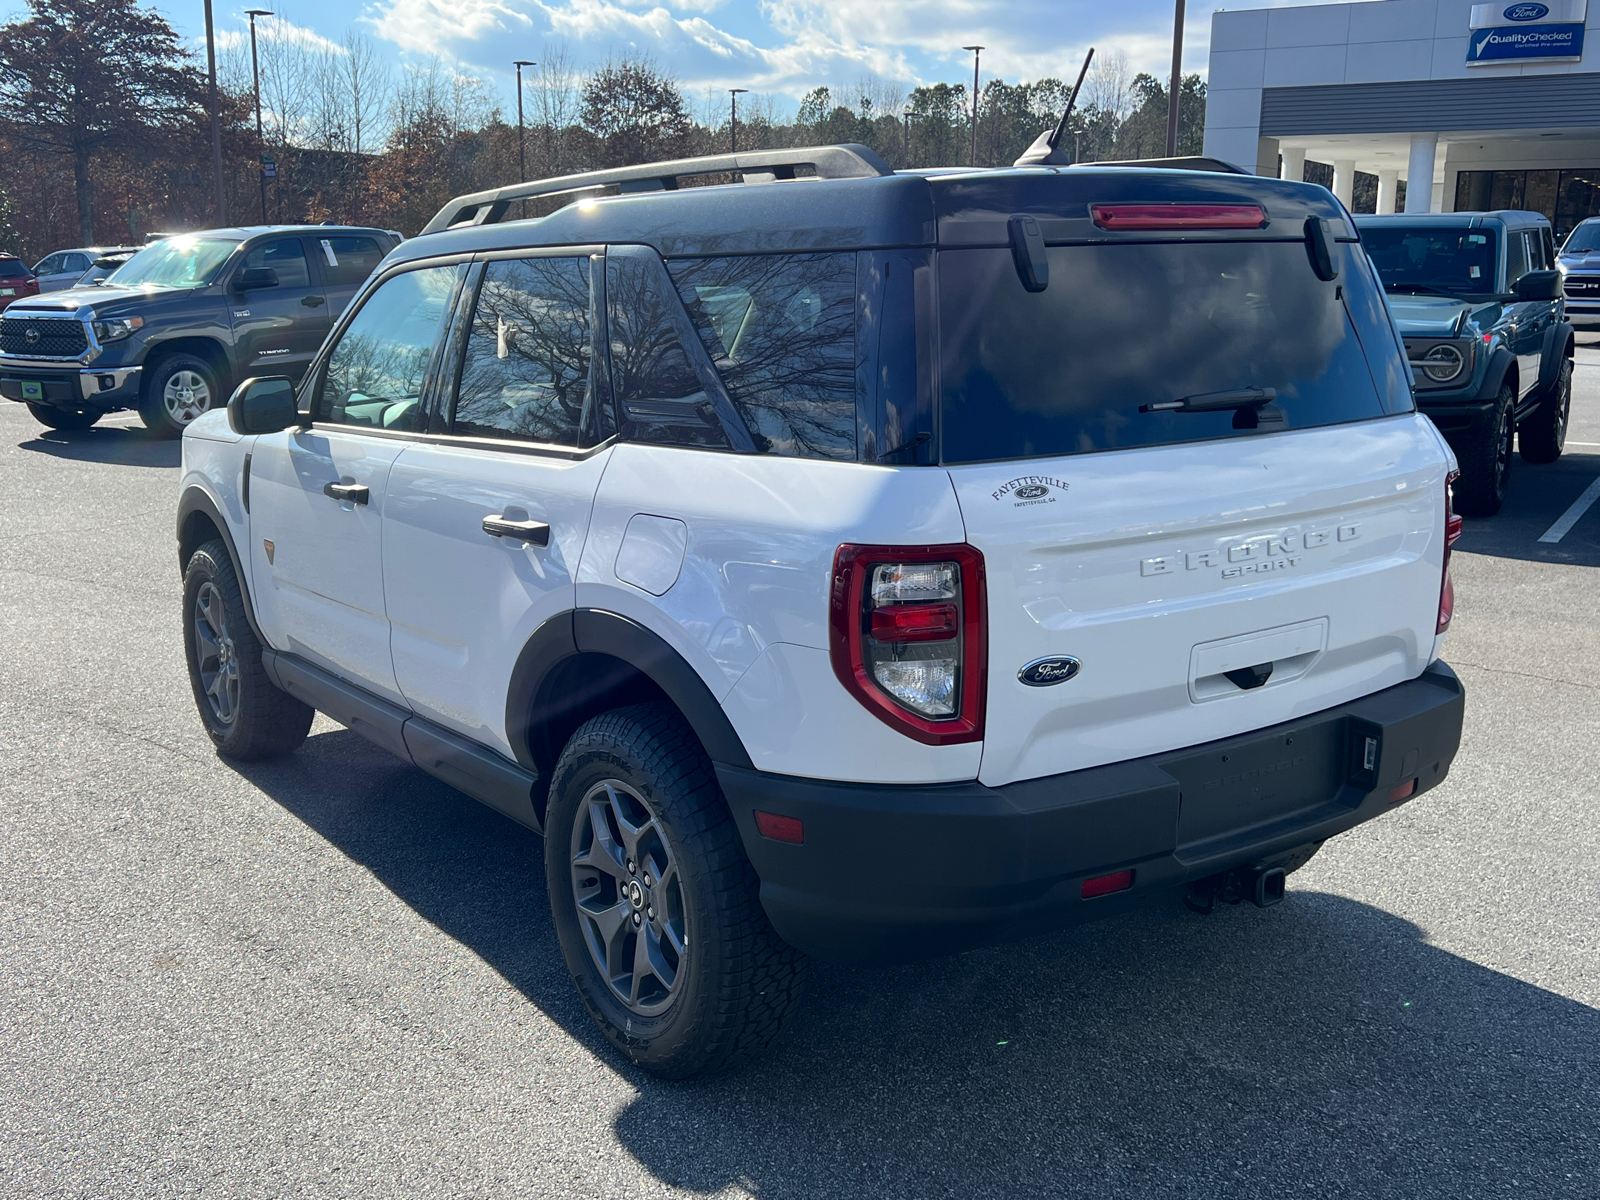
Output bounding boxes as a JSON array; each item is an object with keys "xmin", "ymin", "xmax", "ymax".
[{"xmin": 1015, "ymin": 47, "xmax": 1094, "ymax": 167}]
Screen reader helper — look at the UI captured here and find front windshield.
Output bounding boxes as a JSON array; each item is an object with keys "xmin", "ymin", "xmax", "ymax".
[
  {"xmin": 1562, "ymin": 222, "xmax": 1600, "ymax": 255},
  {"xmin": 1363, "ymin": 227, "xmax": 1498, "ymax": 295},
  {"xmin": 104, "ymin": 236, "xmax": 239, "ymax": 289}
]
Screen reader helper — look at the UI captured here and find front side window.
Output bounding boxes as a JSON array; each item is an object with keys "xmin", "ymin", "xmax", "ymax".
[
  {"xmin": 454, "ymin": 256, "xmax": 593, "ymax": 446},
  {"xmin": 240, "ymin": 238, "xmax": 311, "ymax": 289},
  {"xmin": 668, "ymin": 253, "xmax": 857, "ymax": 459},
  {"xmin": 34, "ymin": 254, "xmax": 61, "ymax": 275},
  {"xmin": 317, "ymin": 236, "xmax": 386, "ymax": 288},
  {"xmin": 1364, "ymin": 227, "xmax": 1499, "ymax": 296},
  {"xmin": 318, "ymin": 264, "xmax": 459, "ymax": 431}
]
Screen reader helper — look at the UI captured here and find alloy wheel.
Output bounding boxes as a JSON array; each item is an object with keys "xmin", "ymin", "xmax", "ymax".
[
  {"xmin": 164, "ymin": 370, "xmax": 212, "ymax": 425},
  {"xmin": 570, "ymin": 779, "xmax": 688, "ymax": 1016},
  {"xmin": 193, "ymin": 581, "xmax": 240, "ymax": 725}
]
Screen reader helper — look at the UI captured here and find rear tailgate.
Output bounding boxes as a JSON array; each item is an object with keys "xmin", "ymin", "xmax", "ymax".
[{"xmin": 949, "ymin": 416, "xmax": 1449, "ymax": 787}]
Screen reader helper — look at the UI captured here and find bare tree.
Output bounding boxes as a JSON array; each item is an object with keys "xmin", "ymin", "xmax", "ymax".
[
  {"xmin": 343, "ymin": 31, "xmax": 390, "ymax": 156},
  {"xmin": 1084, "ymin": 49, "xmax": 1132, "ymax": 121}
]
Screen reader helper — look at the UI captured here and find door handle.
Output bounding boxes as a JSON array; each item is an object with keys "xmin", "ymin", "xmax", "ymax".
[
  {"xmin": 323, "ymin": 481, "xmax": 369, "ymax": 504},
  {"xmin": 482, "ymin": 514, "xmax": 550, "ymax": 545},
  {"xmin": 301, "ymin": 294, "xmax": 326, "ymax": 308}
]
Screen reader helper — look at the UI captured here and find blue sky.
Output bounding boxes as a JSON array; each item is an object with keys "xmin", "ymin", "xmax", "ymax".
[{"xmin": 157, "ymin": 0, "xmax": 1314, "ymax": 117}]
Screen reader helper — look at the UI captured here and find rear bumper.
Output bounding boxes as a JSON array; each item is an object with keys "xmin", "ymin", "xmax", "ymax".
[
  {"xmin": 722, "ymin": 663, "xmax": 1465, "ymax": 963},
  {"xmin": 0, "ymin": 363, "xmax": 141, "ymax": 408}
]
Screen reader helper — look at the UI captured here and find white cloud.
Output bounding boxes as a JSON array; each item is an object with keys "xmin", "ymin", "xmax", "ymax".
[{"xmin": 213, "ymin": 13, "xmax": 348, "ymax": 55}]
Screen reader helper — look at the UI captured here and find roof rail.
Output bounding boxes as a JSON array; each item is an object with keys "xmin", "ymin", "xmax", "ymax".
[
  {"xmin": 418, "ymin": 143, "xmax": 894, "ymax": 236},
  {"xmin": 1066, "ymin": 156, "xmax": 1252, "ymax": 175}
]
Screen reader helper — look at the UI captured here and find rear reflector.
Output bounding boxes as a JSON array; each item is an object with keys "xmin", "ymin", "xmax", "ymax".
[
  {"xmin": 1081, "ymin": 868, "xmax": 1135, "ymax": 899},
  {"xmin": 869, "ymin": 602, "xmax": 958, "ymax": 643},
  {"xmin": 1388, "ymin": 780, "xmax": 1417, "ymax": 804},
  {"xmin": 754, "ymin": 811, "xmax": 804, "ymax": 844},
  {"xmin": 1090, "ymin": 203, "xmax": 1267, "ymax": 231}
]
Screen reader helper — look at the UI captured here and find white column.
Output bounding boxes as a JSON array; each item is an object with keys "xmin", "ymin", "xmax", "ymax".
[
  {"xmin": 1405, "ymin": 134, "xmax": 1439, "ymax": 213},
  {"xmin": 1332, "ymin": 159, "xmax": 1357, "ymax": 207},
  {"xmin": 1280, "ymin": 146, "xmax": 1306, "ymax": 183},
  {"xmin": 1376, "ymin": 169, "xmax": 1400, "ymax": 214}
]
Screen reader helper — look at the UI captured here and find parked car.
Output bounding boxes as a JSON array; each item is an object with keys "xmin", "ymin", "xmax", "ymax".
[
  {"xmin": 1557, "ymin": 216, "xmax": 1600, "ymax": 330},
  {"xmin": 1356, "ymin": 211, "xmax": 1572, "ymax": 516},
  {"xmin": 0, "ymin": 254, "xmax": 38, "ymax": 310},
  {"xmin": 32, "ymin": 246, "xmax": 126, "ymax": 292},
  {"xmin": 0, "ymin": 225, "xmax": 399, "ymax": 433},
  {"xmin": 177, "ymin": 146, "xmax": 1466, "ymax": 1077},
  {"xmin": 75, "ymin": 247, "xmax": 141, "ymax": 288}
]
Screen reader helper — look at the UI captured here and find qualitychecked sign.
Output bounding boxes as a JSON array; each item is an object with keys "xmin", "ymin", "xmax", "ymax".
[{"xmin": 1467, "ymin": 0, "xmax": 1588, "ymax": 61}]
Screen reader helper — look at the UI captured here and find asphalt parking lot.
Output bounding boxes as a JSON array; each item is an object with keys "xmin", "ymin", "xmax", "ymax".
[{"xmin": 2, "ymin": 360, "xmax": 1597, "ymax": 1198}]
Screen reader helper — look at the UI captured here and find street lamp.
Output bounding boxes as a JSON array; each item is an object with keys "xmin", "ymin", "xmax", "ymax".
[
  {"xmin": 245, "ymin": 9, "xmax": 273, "ymax": 224},
  {"xmin": 962, "ymin": 46, "xmax": 984, "ymax": 167},
  {"xmin": 203, "ymin": 0, "xmax": 224, "ymax": 223},
  {"xmin": 728, "ymin": 88, "xmax": 748, "ymax": 153},
  {"xmin": 514, "ymin": 60, "xmax": 535, "ymax": 218},
  {"xmin": 1166, "ymin": 0, "xmax": 1186, "ymax": 157}
]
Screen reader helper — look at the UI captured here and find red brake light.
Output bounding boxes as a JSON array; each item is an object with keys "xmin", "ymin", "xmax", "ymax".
[
  {"xmin": 1438, "ymin": 470, "xmax": 1462, "ymax": 635},
  {"xmin": 1090, "ymin": 203, "xmax": 1267, "ymax": 231},
  {"xmin": 829, "ymin": 543, "xmax": 987, "ymax": 745}
]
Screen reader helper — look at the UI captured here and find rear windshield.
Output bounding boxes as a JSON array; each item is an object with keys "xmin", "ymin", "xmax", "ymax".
[
  {"xmin": 938, "ymin": 241, "xmax": 1393, "ymax": 464},
  {"xmin": 0, "ymin": 257, "xmax": 29, "ymax": 279},
  {"xmin": 1362, "ymin": 226, "xmax": 1498, "ymax": 296}
]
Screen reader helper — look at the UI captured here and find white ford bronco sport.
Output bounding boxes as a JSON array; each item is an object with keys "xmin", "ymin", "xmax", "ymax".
[{"xmin": 177, "ymin": 144, "xmax": 1467, "ymax": 1077}]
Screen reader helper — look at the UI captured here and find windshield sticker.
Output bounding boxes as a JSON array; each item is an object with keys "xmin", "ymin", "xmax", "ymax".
[
  {"xmin": 320, "ymin": 239, "xmax": 338, "ymax": 267},
  {"xmin": 992, "ymin": 475, "xmax": 1070, "ymax": 507}
]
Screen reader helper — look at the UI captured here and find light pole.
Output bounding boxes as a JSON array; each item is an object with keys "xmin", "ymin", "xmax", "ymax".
[
  {"xmin": 514, "ymin": 60, "xmax": 535, "ymax": 217},
  {"xmin": 1166, "ymin": 0, "xmax": 1186, "ymax": 157},
  {"xmin": 203, "ymin": 0, "xmax": 225, "ymax": 223},
  {"xmin": 246, "ymin": 9, "xmax": 273, "ymax": 224},
  {"xmin": 728, "ymin": 88, "xmax": 748, "ymax": 153},
  {"xmin": 953, "ymin": 46, "xmax": 979, "ymax": 168}
]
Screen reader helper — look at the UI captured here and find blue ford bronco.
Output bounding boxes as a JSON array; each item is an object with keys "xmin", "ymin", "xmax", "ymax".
[{"xmin": 1356, "ymin": 210, "xmax": 1572, "ymax": 516}]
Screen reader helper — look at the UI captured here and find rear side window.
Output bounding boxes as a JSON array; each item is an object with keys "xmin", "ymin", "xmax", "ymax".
[
  {"xmin": 668, "ymin": 253, "xmax": 857, "ymax": 459},
  {"xmin": 317, "ymin": 236, "xmax": 385, "ymax": 287},
  {"xmin": 454, "ymin": 256, "xmax": 593, "ymax": 446},
  {"xmin": 938, "ymin": 241, "xmax": 1389, "ymax": 464}
]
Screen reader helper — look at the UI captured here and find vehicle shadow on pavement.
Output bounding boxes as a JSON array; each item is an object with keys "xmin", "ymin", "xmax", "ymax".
[
  {"xmin": 238, "ymin": 729, "xmax": 1600, "ymax": 1199},
  {"xmin": 16, "ymin": 426, "xmax": 178, "ymax": 468}
]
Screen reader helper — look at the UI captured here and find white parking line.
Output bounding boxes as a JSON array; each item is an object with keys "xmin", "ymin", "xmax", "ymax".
[{"xmin": 1538, "ymin": 477, "xmax": 1600, "ymax": 543}]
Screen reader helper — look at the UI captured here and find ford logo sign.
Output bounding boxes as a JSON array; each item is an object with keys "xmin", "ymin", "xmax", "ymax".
[
  {"xmin": 1504, "ymin": 2, "xmax": 1549, "ymax": 19},
  {"xmin": 1014, "ymin": 484, "xmax": 1050, "ymax": 500},
  {"xmin": 1018, "ymin": 656, "xmax": 1082, "ymax": 687}
]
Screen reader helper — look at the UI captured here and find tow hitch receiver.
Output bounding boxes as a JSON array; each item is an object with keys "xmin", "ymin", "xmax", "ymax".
[{"xmin": 1184, "ymin": 864, "xmax": 1289, "ymax": 914}]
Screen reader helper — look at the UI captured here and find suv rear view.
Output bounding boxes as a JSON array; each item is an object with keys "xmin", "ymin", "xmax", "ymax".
[{"xmin": 177, "ymin": 146, "xmax": 1466, "ymax": 1078}]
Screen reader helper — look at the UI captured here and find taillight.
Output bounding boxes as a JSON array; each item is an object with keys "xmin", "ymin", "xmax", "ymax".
[
  {"xmin": 829, "ymin": 544, "xmax": 986, "ymax": 745},
  {"xmin": 1438, "ymin": 469, "xmax": 1463, "ymax": 635},
  {"xmin": 1090, "ymin": 203, "xmax": 1267, "ymax": 231}
]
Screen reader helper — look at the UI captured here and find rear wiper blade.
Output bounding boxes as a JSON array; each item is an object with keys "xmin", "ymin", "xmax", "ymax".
[{"xmin": 1141, "ymin": 387, "xmax": 1276, "ymax": 414}]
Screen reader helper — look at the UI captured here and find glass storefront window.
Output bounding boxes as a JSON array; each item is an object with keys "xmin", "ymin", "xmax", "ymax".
[{"xmin": 1454, "ymin": 168, "xmax": 1600, "ymax": 241}]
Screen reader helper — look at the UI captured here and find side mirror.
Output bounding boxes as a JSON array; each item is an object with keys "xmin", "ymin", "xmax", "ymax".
[
  {"xmin": 233, "ymin": 266, "xmax": 279, "ymax": 292},
  {"xmin": 1515, "ymin": 268, "xmax": 1562, "ymax": 301},
  {"xmin": 227, "ymin": 376, "xmax": 300, "ymax": 435}
]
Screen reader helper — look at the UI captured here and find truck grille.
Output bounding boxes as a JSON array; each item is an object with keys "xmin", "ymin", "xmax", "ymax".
[
  {"xmin": 0, "ymin": 315, "xmax": 88, "ymax": 358},
  {"xmin": 1563, "ymin": 273, "xmax": 1600, "ymax": 297}
]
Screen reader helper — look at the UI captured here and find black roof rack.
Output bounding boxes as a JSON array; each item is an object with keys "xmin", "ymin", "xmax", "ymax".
[
  {"xmin": 419, "ymin": 143, "xmax": 894, "ymax": 236},
  {"xmin": 1066, "ymin": 156, "xmax": 1251, "ymax": 175}
]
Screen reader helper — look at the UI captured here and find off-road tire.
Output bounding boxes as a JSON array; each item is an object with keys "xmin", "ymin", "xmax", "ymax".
[
  {"xmin": 545, "ymin": 702, "xmax": 806, "ymax": 1079},
  {"xmin": 140, "ymin": 352, "xmax": 220, "ymax": 438},
  {"xmin": 1519, "ymin": 357, "xmax": 1571, "ymax": 465},
  {"xmin": 26, "ymin": 402, "xmax": 97, "ymax": 430},
  {"xmin": 1453, "ymin": 381, "xmax": 1514, "ymax": 517},
  {"xmin": 182, "ymin": 540, "xmax": 313, "ymax": 759}
]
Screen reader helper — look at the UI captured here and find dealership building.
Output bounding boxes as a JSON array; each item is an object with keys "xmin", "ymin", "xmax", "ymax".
[{"xmin": 1204, "ymin": 0, "xmax": 1600, "ymax": 234}]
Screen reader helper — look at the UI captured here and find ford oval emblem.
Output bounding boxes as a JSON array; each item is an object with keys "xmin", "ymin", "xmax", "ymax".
[
  {"xmin": 1014, "ymin": 484, "xmax": 1050, "ymax": 500},
  {"xmin": 1505, "ymin": 2, "xmax": 1549, "ymax": 19},
  {"xmin": 1018, "ymin": 656, "xmax": 1081, "ymax": 687}
]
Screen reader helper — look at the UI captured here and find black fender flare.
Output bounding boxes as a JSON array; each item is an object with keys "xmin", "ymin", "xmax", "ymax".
[
  {"xmin": 504, "ymin": 609, "xmax": 755, "ymax": 777},
  {"xmin": 176, "ymin": 485, "xmax": 266, "ymax": 644},
  {"xmin": 1472, "ymin": 346, "xmax": 1518, "ymax": 403},
  {"xmin": 1536, "ymin": 320, "xmax": 1575, "ymax": 394}
]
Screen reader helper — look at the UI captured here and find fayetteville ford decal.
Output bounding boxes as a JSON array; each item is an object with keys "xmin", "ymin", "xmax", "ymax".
[
  {"xmin": 993, "ymin": 475, "xmax": 1070, "ymax": 507},
  {"xmin": 1141, "ymin": 525, "xmax": 1362, "ymax": 580}
]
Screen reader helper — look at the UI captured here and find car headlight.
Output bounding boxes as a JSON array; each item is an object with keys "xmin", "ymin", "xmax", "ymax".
[
  {"xmin": 1406, "ymin": 337, "xmax": 1474, "ymax": 386},
  {"xmin": 91, "ymin": 316, "xmax": 143, "ymax": 342}
]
